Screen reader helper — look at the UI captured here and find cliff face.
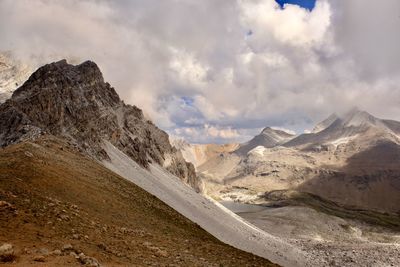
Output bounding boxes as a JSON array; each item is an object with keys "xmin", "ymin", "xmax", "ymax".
[{"xmin": 0, "ymin": 59, "xmax": 198, "ymax": 190}]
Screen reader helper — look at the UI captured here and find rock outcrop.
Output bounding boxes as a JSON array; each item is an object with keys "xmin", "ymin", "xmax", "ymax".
[{"xmin": 0, "ymin": 59, "xmax": 198, "ymax": 190}]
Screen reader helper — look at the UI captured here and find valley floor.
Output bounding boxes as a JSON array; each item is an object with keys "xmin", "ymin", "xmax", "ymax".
[{"xmin": 222, "ymin": 201, "xmax": 400, "ymax": 267}]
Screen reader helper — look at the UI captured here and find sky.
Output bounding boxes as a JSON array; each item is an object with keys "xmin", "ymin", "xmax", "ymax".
[
  {"xmin": 1, "ymin": 0, "xmax": 400, "ymax": 144},
  {"xmin": 276, "ymin": 0, "xmax": 316, "ymax": 11}
]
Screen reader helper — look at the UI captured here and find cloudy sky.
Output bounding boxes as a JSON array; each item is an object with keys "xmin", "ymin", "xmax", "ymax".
[{"xmin": 1, "ymin": 0, "xmax": 400, "ymax": 143}]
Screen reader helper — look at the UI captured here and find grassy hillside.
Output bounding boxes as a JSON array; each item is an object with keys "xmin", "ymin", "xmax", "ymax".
[{"xmin": 0, "ymin": 136, "xmax": 278, "ymax": 266}]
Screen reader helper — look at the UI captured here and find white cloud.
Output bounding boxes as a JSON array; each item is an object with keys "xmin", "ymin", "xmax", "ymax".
[
  {"xmin": 238, "ymin": 0, "xmax": 332, "ymax": 48},
  {"xmin": 172, "ymin": 124, "xmax": 256, "ymax": 144},
  {"xmin": 205, "ymin": 124, "xmax": 240, "ymax": 139},
  {"xmin": 1, "ymin": 0, "xmax": 400, "ymax": 144},
  {"xmin": 168, "ymin": 47, "xmax": 209, "ymax": 87}
]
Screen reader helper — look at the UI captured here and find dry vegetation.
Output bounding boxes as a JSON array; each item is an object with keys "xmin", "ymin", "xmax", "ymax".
[{"xmin": 0, "ymin": 136, "xmax": 278, "ymax": 267}]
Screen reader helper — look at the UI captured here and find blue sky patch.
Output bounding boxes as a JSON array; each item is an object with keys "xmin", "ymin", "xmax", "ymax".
[
  {"xmin": 275, "ymin": 0, "xmax": 316, "ymax": 11},
  {"xmin": 181, "ymin": 96, "xmax": 194, "ymax": 106}
]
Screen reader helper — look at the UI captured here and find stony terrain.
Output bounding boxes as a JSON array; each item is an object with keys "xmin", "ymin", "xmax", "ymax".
[
  {"xmin": 223, "ymin": 201, "xmax": 400, "ymax": 267},
  {"xmin": 0, "ymin": 59, "xmax": 198, "ymax": 190},
  {"xmin": 0, "ymin": 136, "xmax": 278, "ymax": 266}
]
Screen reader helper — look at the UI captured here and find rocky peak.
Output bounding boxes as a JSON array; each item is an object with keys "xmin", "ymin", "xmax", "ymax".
[
  {"xmin": 235, "ymin": 126, "xmax": 295, "ymax": 156},
  {"xmin": 339, "ymin": 108, "xmax": 384, "ymax": 128},
  {"xmin": 261, "ymin": 127, "xmax": 294, "ymax": 138},
  {"xmin": 311, "ymin": 108, "xmax": 382, "ymax": 135},
  {"xmin": 312, "ymin": 113, "xmax": 338, "ymax": 133},
  {"xmin": 0, "ymin": 59, "xmax": 198, "ymax": 190},
  {"xmin": 13, "ymin": 59, "xmax": 116, "ymax": 103},
  {"xmin": 260, "ymin": 127, "xmax": 274, "ymax": 134},
  {"xmin": 284, "ymin": 108, "xmax": 400, "ymax": 148}
]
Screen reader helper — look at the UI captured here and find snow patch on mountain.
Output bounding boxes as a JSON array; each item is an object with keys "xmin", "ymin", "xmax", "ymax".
[
  {"xmin": 248, "ymin": 146, "xmax": 267, "ymax": 156},
  {"xmin": 330, "ymin": 135, "xmax": 358, "ymax": 147}
]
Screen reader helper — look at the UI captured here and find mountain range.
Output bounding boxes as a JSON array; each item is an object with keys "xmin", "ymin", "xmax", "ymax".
[
  {"xmin": 285, "ymin": 108, "xmax": 400, "ymax": 149},
  {"xmin": 178, "ymin": 108, "xmax": 400, "ymax": 214}
]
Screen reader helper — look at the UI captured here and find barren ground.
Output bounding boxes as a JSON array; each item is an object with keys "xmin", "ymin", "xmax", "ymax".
[
  {"xmin": 0, "ymin": 137, "xmax": 278, "ymax": 266},
  {"xmin": 222, "ymin": 201, "xmax": 400, "ymax": 267}
]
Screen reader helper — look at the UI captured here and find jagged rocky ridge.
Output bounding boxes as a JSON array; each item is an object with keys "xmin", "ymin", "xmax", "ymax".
[{"xmin": 0, "ymin": 59, "xmax": 198, "ymax": 190}]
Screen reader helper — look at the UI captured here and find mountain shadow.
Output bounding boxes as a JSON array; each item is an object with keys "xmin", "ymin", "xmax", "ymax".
[{"xmin": 297, "ymin": 140, "xmax": 400, "ymax": 214}]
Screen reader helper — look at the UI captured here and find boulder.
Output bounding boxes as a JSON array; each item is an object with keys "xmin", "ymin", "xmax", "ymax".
[{"xmin": 0, "ymin": 243, "xmax": 15, "ymax": 262}]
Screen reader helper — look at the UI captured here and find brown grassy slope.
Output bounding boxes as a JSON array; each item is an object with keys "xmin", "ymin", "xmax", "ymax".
[{"xmin": 0, "ymin": 137, "xmax": 278, "ymax": 266}]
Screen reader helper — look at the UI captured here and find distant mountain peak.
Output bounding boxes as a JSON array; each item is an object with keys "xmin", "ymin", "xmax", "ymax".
[
  {"xmin": 235, "ymin": 126, "xmax": 295, "ymax": 155},
  {"xmin": 261, "ymin": 127, "xmax": 294, "ymax": 136},
  {"xmin": 261, "ymin": 126, "xmax": 273, "ymax": 132},
  {"xmin": 312, "ymin": 113, "xmax": 338, "ymax": 133},
  {"xmin": 285, "ymin": 108, "xmax": 400, "ymax": 148},
  {"xmin": 340, "ymin": 108, "xmax": 382, "ymax": 128},
  {"xmin": 313, "ymin": 108, "xmax": 383, "ymax": 134}
]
